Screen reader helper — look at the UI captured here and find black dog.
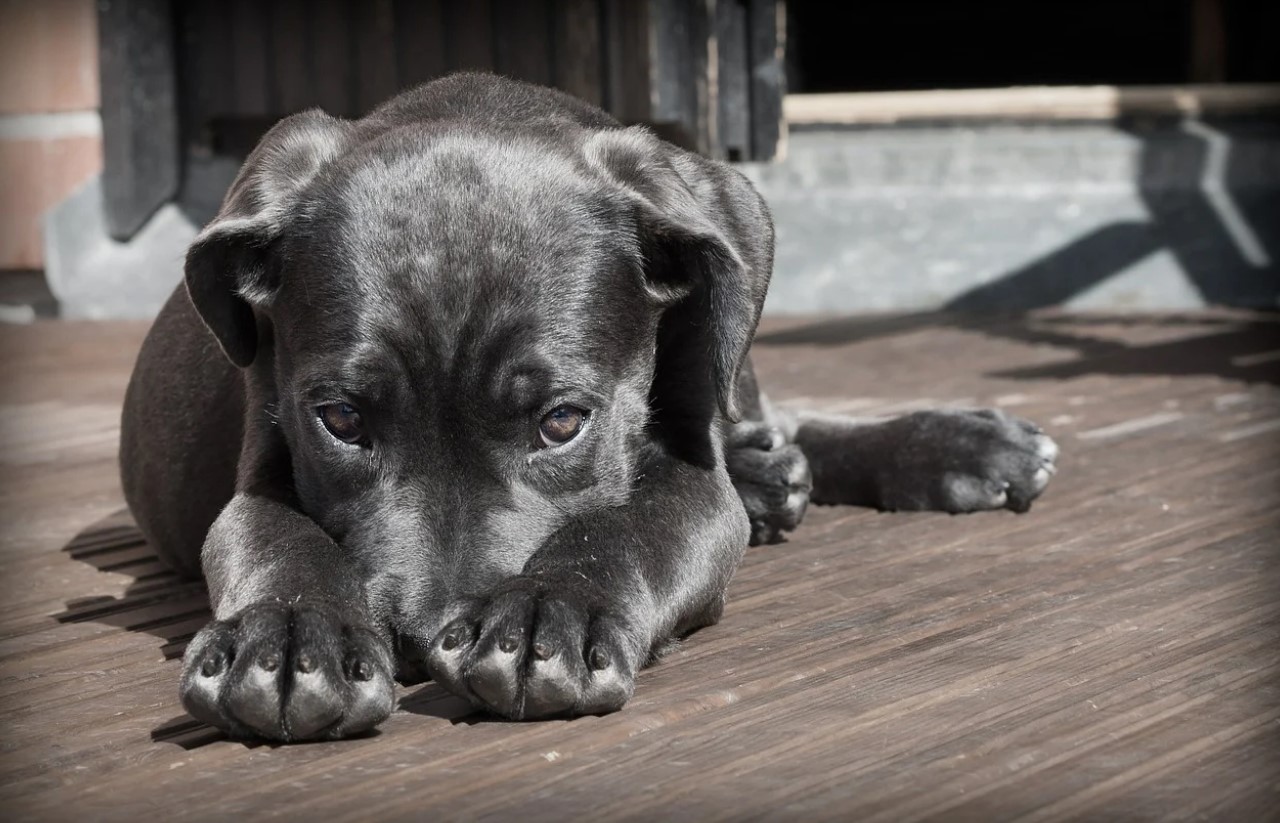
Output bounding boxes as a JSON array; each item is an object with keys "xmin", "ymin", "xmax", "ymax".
[{"xmin": 120, "ymin": 73, "xmax": 1058, "ymax": 742}]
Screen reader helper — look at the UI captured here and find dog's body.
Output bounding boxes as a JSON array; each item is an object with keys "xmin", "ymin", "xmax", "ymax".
[{"xmin": 120, "ymin": 74, "xmax": 1057, "ymax": 741}]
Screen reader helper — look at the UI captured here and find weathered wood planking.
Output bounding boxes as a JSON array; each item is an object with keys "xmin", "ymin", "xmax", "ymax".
[
  {"xmin": 554, "ymin": 0, "xmax": 605, "ymax": 107},
  {"xmin": 171, "ymin": 0, "xmax": 787, "ymax": 161},
  {"xmin": 716, "ymin": 0, "xmax": 751, "ymax": 161},
  {"xmin": 98, "ymin": 0, "xmax": 180, "ymax": 241},
  {"xmin": 1, "ymin": 312, "xmax": 1277, "ymax": 820},
  {"xmin": 394, "ymin": 0, "xmax": 446, "ymax": 93}
]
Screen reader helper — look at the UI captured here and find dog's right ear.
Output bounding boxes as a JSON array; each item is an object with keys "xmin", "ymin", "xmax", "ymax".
[{"xmin": 185, "ymin": 110, "xmax": 353, "ymax": 367}]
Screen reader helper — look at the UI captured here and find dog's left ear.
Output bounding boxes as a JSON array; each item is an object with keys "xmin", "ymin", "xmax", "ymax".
[
  {"xmin": 185, "ymin": 109, "xmax": 353, "ymax": 367},
  {"xmin": 585, "ymin": 127, "xmax": 773, "ymax": 423}
]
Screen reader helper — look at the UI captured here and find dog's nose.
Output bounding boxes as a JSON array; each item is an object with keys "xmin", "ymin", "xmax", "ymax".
[{"xmin": 394, "ymin": 631, "xmax": 435, "ymax": 685}]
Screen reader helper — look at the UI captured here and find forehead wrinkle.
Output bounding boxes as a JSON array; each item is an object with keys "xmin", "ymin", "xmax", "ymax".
[
  {"xmin": 339, "ymin": 132, "xmax": 609, "ymax": 262},
  {"xmin": 295, "ymin": 129, "xmax": 645, "ymax": 408}
]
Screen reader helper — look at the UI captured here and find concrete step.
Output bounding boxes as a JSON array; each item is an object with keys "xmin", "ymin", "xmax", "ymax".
[{"xmin": 742, "ymin": 120, "xmax": 1280, "ymax": 312}]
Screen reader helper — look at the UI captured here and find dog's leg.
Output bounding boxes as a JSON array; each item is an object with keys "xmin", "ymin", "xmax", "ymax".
[
  {"xmin": 780, "ymin": 406, "xmax": 1060, "ymax": 514},
  {"xmin": 177, "ymin": 422, "xmax": 396, "ymax": 742},
  {"xmin": 179, "ymin": 492, "xmax": 397, "ymax": 741},
  {"xmin": 425, "ymin": 456, "xmax": 746, "ymax": 720}
]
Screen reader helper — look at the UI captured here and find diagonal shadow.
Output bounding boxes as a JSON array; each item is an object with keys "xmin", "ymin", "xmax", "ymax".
[
  {"xmin": 754, "ymin": 311, "xmax": 1280, "ymax": 387},
  {"xmin": 944, "ymin": 223, "xmax": 1164, "ymax": 312},
  {"xmin": 755, "ymin": 114, "xmax": 1280, "ymax": 387},
  {"xmin": 980, "ymin": 315, "xmax": 1280, "ymax": 384},
  {"xmin": 54, "ymin": 509, "xmax": 229, "ymax": 748},
  {"xmin": 56, "ymin": 511, "xmax": 477, "ymax": 746},
  {"xmin": 55, "ymin": 509, "xmax": 211, "ymax": 661}
]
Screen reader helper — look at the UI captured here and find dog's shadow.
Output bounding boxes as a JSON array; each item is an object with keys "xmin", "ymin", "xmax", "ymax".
[
  {"xmin": 56, "ymin": 509, "xmax": 230, "ymax": 748},
  {"xmin": 57, "ymin": 509, "xmax": 492, "ymax": 746},
  {"xmin": 56, "ymin": 508, "xmax": 210, "ymax": 660}
]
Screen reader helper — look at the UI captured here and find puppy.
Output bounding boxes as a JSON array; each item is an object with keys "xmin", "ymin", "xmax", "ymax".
[{"xmin": 120, "ymin": 73, "xmax": 1058, "ymax": 741}]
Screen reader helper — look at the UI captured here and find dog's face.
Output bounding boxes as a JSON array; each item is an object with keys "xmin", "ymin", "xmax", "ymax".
[
  {"xmin": 268, "ymin": 134, "xmax": 660, "ymax": 645},
  {"xmin": 183, "ymin": 108, "xmax": 771, "ymax": 670}
]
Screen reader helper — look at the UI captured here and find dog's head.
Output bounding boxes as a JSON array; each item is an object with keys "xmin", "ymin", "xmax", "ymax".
[{"xmin": 184, "ymin": 102, "xmax": 772, "ymax": 659}]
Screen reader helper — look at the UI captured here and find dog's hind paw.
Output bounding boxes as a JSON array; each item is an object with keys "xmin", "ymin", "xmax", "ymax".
[
  {"xmin": 180, "ymin": 603, "xmax": 395, "ymax": 742},
  {"xmin": 426, "ymin": 576, "xmax": 641, "ymax": 720},
  {"xmin": 726, "ymin": 422, "xmax": 812, "ymax": 545},
  {"xmin": 878, "ymin": 408, "xmax": 1059, "ymax": 514}
]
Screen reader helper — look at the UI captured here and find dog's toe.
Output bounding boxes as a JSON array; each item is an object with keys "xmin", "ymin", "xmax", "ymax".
[
  {"xmin": 727, "ymin": 430, "xmax": 813, "ymax": 546},
  {"xmin": 1035, "ymin": 432, "xmax": 1060, "ymax": 464},
  {"xmin": 885, "ymin": 409, "xmax": 1059, "ymax": 514},
  {"xmin": 521, "ymin": 597, "xmax": 590, "ymax": 716},
  {"xmin": 180, "ymin": 603, "xmax": 394, "ymax": 742},
  {"xmin": 428, "ymin": 578, "xmax": 638, "ymax": 720}
]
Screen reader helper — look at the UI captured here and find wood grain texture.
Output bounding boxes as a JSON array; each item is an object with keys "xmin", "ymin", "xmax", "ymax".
[
  {"xmin": 494, "ymin": 0, "xmax": 553, "ymax": 87},
  {"xmin": 394, "ymin": 0, "xmax": 446, "ymax": 93},
  {"xmin": 445, "ymin": 0, "xmax": 495, "ymax": 73},
  {"xmin": 552, "ymin": 0, "xmax": 604, "ymax": 107},
  {"xmin": 1, "ymin": 312, "xmax": 1277, "ymax": 820}
]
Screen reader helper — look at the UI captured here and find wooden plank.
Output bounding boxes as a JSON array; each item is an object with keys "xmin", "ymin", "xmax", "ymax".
[
  {"xmin": 268, "ymin": 0, "xmax": 314, "ymax": 114},
  {"xmin": 227, "ymin": 0, "xmax": 270, "ymax": 117},
  {"xmin": 552, "ymin": 0, "xmax": 604, "ymax": 106},
  {"xmin": 1, "ymin": 311, "xmax": 1278, "ymax": 818},
  {"xmin": 646, "ymin": 0, "xmax": 714, "ymax": 154},
  {"xmin": 493, "ymin": 0, "xmax": 553, "ymax": 86},
  {"xmin": 716, "ymin": 0, "xmax": 750, "ymax": 161},
  {"xmin": 690, "ymin": 0, "xmax": 715, "ymax": 157},
  {"xmin": 394, "ymin": 0, "xmax": 446, "ymax": 92},
  {"xmin": 1190, "ymin": 0, "xmax": 1227, "ymax": 84},
  {"xmin": 601, "ymin": 0, "xmax": 650, "ymax": 124},
  {"xmin": 310, "ymin": 0, "xmax": 356, "ymax": 118},
  {"xmin": 353, "ymin": 0, "xmax": 400, "ymax": 114},
  {"xmin": 97, "ymin": 0, "xmax": 179, "ymax": 240},
  {"xmin": 746, "ymin": 0, "xmax": 784, "ymax": 160},
  {"xmin": 445, "ymin": 0, "xmax": 495, "ymax": 72},
  {"xmin": 176, "ymin": 0, "xmax": 232, "ymax": 150}
]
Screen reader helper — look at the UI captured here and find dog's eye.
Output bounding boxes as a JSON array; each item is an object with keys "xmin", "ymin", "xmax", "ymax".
[
  {"xmin": 538, "ymin": 405, "xmax": 587, "ymax": 447},
  {"xmin": 318, "ymin": 402, "xmax": 364, "ymax": 444}
]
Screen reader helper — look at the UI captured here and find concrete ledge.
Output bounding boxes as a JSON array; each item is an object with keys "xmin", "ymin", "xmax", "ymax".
[
  {"xmin": 785, "ymin": 84, "xmax": 1280, "ymax": 126},
  {"xmin": 743, "ymin": 120, "xmax": 1280, "ymax": 313},
  {"xmin": 44, "ymin": 176, "xmax": 194, "ymax": 318},
  {"xmin": 40, "ymin": 119, "xmax": 1280, "ymax": 318}
]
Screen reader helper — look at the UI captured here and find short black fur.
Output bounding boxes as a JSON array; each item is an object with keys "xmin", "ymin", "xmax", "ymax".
[{"xmin": 120, "ymin": 74, "xmax": 1058, "ymax": 741}]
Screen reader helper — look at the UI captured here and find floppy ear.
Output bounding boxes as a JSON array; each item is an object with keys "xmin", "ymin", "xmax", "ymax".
[
  {"xmin": 185, "ymin": 109, "xmax": 353, "ymax": 367},
  {"xmin": 585, "ymin": 127, "xmax": 774, "ymax": 423}
]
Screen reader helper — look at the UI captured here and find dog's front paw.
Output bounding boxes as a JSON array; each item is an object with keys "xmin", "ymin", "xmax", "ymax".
[
  {"xmin": 884, "ymin": 408, "xmax": 1059, "ymax": 514},
  {"xmin": 427, "ymin": 577, "xmax": 641, "ymax": 719},
  {"xmin": 726, "ymin": 422, "xmax": 812, "ymax": 545},
  {"xmin": 180, "ymin": 603, "xmax": 394, "ymax": 741}
]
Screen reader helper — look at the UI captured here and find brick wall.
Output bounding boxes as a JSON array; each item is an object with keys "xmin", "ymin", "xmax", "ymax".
[{"xmin": 0, "ymin": 0, "xmax": 102, "ymax": 270}]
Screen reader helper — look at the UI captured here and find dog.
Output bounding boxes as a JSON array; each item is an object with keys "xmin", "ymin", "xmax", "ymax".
[{"xmin": 119, "ymin": 73, "xmax": 1058, "ymax": 742}]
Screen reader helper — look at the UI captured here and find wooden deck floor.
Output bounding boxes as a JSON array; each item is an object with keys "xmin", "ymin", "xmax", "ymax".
[{"xmin": 2, "ymin": 312, "xmax": 1278, "ymax": 821}]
